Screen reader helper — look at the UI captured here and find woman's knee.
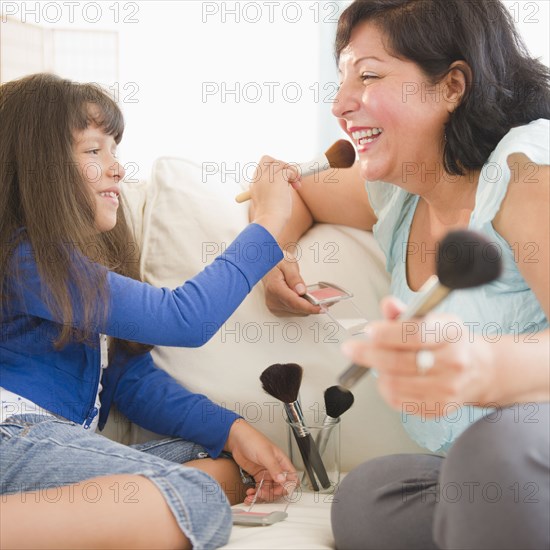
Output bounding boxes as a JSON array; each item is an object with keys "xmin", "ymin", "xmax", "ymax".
[
  {"xmin": 331, "ymin": 459, "xmax": 382, "ymax": 550},
  {"xmin": 331, "ymin": 454, "xmax": 441, "ymax": 550},
  {"xmin": 441, "ymin": 403, "xmax": 549, "ymax": 485},
  {"xmin": 434, "ymin": 404, "xmax": 550, "ymax": 550}
]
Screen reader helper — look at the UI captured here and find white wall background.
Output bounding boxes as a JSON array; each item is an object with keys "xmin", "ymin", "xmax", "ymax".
[{"xmin": 1, "ymin": 0, "xmax": 548, "ymax": 183}]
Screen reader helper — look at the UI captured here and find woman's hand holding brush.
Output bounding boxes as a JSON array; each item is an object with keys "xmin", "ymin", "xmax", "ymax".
[
  {"xmin": 340, "ymin": 297, "xmax": 498, "ymax": 417},
  {"xmin": 224, "ymin": 418, "xmax": 298, "ymax": 504},
  {"xmin": 338, "ymin": 229, "xmax": 505, "ymax": 416},
  {"xmin": 338, "ymin": 229, "xmax": 503, "ymax": 391}
]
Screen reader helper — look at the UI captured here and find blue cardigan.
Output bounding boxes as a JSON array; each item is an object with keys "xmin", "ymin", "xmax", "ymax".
[{"xmin": 0, "ymin": 223, "xmax": 283, "ymax": 457}]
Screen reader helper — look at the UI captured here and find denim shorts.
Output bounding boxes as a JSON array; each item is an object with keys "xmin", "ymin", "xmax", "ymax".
[{"xmin": 0, "ymin": 413, "xmax": 232, "ymax": 549}]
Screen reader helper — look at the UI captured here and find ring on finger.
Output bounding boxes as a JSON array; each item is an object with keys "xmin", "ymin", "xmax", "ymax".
[{"xmin": 416, "ymin": 349, "xmax": 435, "ymax": 375}]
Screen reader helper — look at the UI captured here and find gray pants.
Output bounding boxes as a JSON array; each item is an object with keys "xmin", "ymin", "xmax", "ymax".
[{"xmin": 331, "ymin": 403, "xmax": 550, "ymax": 550}]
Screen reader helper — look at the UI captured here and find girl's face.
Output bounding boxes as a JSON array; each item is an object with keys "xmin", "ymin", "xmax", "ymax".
[
  {"xmin": 333, "ymin": 21, "xmax": 452, "ymax": 189},
  {"xmin": 74, "ymin": 122, "xmax": 125, "ymax": 233}
]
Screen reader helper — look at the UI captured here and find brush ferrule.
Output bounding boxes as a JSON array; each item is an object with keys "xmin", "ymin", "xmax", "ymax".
[
  {"xmin": 284, "ymin": 402, "xmax": 310, "ymax": 438},
  {"xmin": 297, "ymin": 154, "xmax": 329, "ymax": 178},
  {"xmin": 316, "ymin": 416, "xmax": 340, "ymax": 458},
  {"xmin": 338, "ymin": 277, "xmax": 450, "ymax": 389},
  {"xmin": 401, "ymin": 275, "xmax": 450, "ymax": 318},
  {"xmin": 338, "ymin": 363, "xmax": 370, "ymax": 389},
  {"xmin": 322, "ymin": 415, "xmax": 339, "ymax": 428},
  {"xmin": 294, "ymin": 400, "xmax": 306, "ymax": 423}
]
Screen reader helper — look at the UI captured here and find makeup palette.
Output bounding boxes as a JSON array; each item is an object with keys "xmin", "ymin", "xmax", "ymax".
[
  {"xmin": 303, "ymin": 282, "xmax": 353, "ymax": 306},
  {"xmin": 231, "ymin": 510, "xmax": 288, "ymax": 526},
  {"xmin": 231, "ymin": 474, "xmax": 295, "ymax": 527},
  {"xmin": 304, "ymin": 282, "xmax": 368, "ymax": 336}
]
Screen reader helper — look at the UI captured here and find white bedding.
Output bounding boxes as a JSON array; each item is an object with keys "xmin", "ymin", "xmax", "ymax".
[{"xmin": 224, "ymin": 491, "xmax": 335, "ymax": 549}]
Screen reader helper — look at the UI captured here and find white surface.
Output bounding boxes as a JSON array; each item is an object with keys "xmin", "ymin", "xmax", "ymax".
[{"xmin": 224, "ymin": 492, "xmax": 335, "ymax": 550}]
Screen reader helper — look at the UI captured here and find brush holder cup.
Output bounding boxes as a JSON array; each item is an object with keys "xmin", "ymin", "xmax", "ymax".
[{"xmin": 285, "ymin": 414, "xmax": 341, "ymax": 493}]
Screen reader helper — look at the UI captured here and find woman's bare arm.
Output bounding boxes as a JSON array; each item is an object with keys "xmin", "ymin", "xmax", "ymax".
[{"xmin": 249, "ymin": 161, "xmax": 377, "ymax": 316}]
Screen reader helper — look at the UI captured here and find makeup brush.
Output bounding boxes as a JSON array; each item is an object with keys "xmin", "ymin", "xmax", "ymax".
[
  {"xmin": 235, "ymin": 140, "xmax": 356, "ymax": 203},
  {"xmin": 316, "ymin": 386, "xmax": 355, "ymax": 457},
  {"xmin": 260, "ymin": 363, "xmax": 331, "ymax": 490},
  {"xmin": 338, "ymin": 229, "xmax": 503, "ymax": 389}
]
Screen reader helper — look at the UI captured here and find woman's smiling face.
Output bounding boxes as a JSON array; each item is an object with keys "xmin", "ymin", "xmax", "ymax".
[{"xmin": 333, "ymin": 21, "xmax": 453, "ymax": 189}]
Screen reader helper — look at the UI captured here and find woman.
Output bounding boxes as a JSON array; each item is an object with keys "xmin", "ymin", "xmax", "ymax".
[{"xmin": 260, "ymin": 1, "xmax": 549, "ymax": 548}]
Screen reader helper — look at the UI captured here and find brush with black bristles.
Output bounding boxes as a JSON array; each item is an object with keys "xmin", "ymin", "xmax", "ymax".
[
  {"xmin": 235, "ymin": 140, "xmax": 356, "ymax": 203},
  {"xmin": 338, "ymin": 229, "xmax": 503, "ymax": 389},
  {"xmin": 316, "ymin": 386, "xmax": 355, "ymax": 457},
  {"xmin": 260, "ymin": 363, "xmax": 331, "ymax": 491}
]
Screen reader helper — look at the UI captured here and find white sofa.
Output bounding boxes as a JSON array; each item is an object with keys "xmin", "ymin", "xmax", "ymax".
[{"xmin": 106, "ymin": 157, "xmax": 424, "ymax": 548}]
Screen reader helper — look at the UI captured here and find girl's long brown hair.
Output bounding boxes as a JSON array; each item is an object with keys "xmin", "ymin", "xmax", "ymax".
[{"xmin": 0, "ymin": 73, "xmax": 151, "ymax": 356}]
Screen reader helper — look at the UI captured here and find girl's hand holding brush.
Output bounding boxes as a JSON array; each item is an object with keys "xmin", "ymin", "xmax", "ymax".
[
  {"xmin": 224, "ymin": 418, "xmax": 298, "ymax": 504},
  {"xmin": 237, "ymin": 140, "xmax": 356, "ymax": 204},
  {"xmin": 249, "ymin": 155, "xmax": 302, "ymax": 243},
  {"xmin": 251, "ymin": 141, "xmax": 358, "ymax": 317}
]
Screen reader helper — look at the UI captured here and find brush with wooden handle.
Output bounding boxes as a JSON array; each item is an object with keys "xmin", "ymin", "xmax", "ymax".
[
  {"xmin": 337, "ymin": 229, "xmax": 503, "ymax": 390},
  {"xmin": 260, "ymin": 363, "xmax": 331, "ymax": 491},
  {"xmin": 235, "ymin": 140, "xmax": 356, "ymax": 203}
]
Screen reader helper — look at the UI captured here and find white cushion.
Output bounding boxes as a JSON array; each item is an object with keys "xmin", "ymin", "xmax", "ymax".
[{"xmin": 115, "ymin": 156, "xmax": 423, "ymax": 470}]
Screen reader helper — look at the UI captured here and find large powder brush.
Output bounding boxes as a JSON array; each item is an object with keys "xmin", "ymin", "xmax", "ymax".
[
  {"xmin": 338, "ymin": 229, "xmax": 503, "ymax": 389},
  {"xmin": 260, "ymin": 363, "xmax": 331, "ymax": 490},
  {"xmin": 235, "ymin": 140, "xmax": 356, "ymax": 203}
]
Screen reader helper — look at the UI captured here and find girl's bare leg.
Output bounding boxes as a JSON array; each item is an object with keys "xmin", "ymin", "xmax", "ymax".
[
  {"xmin": 186, "ymin": 458, "xmax": 247, "ymax": 505},
  {"xmin": 0, "ymin": 474, "xmax": 190, "ymax": 550}
]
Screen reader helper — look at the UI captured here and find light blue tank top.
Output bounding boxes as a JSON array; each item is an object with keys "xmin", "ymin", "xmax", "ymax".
[{"xmin": 366, "ymin": 119, "xmax": 550, "ymax": 453}]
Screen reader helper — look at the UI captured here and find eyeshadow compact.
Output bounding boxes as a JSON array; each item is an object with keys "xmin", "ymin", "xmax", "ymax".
[
  {"xmin": 231, "ymin": 509, "xmax": 288, "ymax": 526},
  {"xmin": 304, "ymin": 281, "xmax": 368, "ymax": 336},
  {"xmin": 231, "ymin": 473, "xmax": 293, "ymax": 527},
  {"xmin": 303, "ymin": 282, "xmax": 353, "ymax": 305}
]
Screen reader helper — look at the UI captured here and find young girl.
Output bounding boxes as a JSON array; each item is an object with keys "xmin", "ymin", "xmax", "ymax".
[{"xmin": 0, "ymin": 73, "xmax": 298, "ymax": 550}]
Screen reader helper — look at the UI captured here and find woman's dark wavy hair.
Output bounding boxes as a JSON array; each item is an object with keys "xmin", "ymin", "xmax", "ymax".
[
  {"xmin": 0, "ymin": 73, "xmax": 152, "ymax": 356},
  {"xmin": 335, "ymin": 0, "xmax": 550, "ymax": 175}
]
